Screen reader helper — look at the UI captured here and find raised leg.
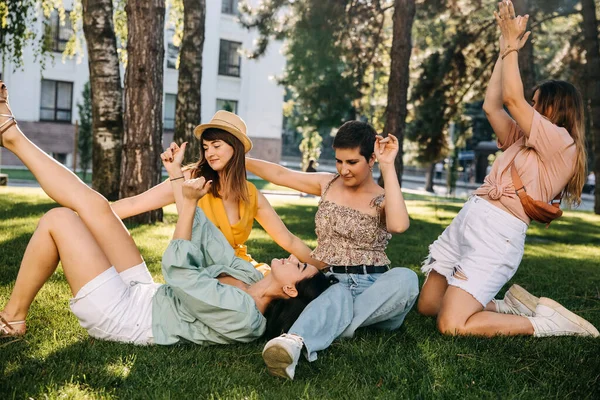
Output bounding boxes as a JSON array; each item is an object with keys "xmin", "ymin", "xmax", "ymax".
[
  {"xmin": 0, "ymin": 83, "xmax": 141, "ymax": 271},
  {"xmin": 1, "ymin": 208, "xmax": 114, "ymax": 333}
]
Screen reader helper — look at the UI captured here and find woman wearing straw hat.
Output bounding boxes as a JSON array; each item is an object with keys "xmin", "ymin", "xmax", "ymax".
[{"xmin": 113, "ymin": 110, "xmax": 324, "ymax": 274}]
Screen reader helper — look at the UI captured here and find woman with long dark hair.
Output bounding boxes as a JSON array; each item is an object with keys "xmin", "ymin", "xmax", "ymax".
[
  {"xmin": 416, "ymin": 1, "xmax": 598, "ymax": 338},
  {"xmin": 0, "ymin": 83, "xmax": 336, "ymax": 343}
]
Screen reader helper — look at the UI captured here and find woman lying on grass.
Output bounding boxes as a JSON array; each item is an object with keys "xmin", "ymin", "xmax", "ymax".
[
  {"xmin": 417, "ymin": 1, "xmax": 599, "ymax": 338},
  {"xmin": 0, "ymin": 82, "xmax": 336, "ymax": 344}
]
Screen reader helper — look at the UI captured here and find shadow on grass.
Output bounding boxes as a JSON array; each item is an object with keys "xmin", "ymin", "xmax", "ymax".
[{"xmin": 0, "ymin": 201, "xmax": 56, "ymax": 219}]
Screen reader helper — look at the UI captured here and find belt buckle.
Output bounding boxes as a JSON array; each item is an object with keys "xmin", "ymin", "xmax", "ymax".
[{"xmin": 344, "ymin": 266, "xmax": 349, "ymax": 274}]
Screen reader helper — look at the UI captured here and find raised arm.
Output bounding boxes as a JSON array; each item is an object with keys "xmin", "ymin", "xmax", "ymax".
[
  {"xmin": 482, "ymin": 54, "xmax": 514, "ymax": 145},
  {"xmin": 172, "ymin": 178, "xmax": 212, "ymax": 240},
  {"xmin": 111, "ymin": 141, "xmax": 193, "ymax": 219},
  {"xmin": 375, "ymin": 134, "xmax": 409, "ymax": 234},
  {"xmin": 246, "ymin": 157, "xmax": 332, "ymax": 196},
  {"xmin": 495, "ymin": 2, "xmax": 534, "ymax": 137},
  {"xmin": 254, "ymin": 191, "xmax": 326, "ymax": 269},
  {"xmin": 111, "ymin": 179, "xmax": 175, "ymax": 219}
]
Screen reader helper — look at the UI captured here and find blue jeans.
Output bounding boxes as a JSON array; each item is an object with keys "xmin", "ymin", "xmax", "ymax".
[{"xmin": 289, "ymin": 267, "xmax": 419, "ymax": 361}]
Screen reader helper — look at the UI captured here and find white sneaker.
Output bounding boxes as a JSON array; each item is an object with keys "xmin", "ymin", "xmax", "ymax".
[
  {"xmin": 494, "ymin": 284, "xmax": 539, "ymax": 317},
  {"xmin": 262, "ymin": 333, "xmax": 303, "ymax": 380},
  {"xmin": 528, "ymin": 297, "xmax": 600, "ymax": 338}
]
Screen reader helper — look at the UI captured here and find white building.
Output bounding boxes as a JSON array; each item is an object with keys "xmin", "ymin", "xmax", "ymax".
[{"xmin": 1, "ymin": 0, "xmax": 285, "ymax": 168}]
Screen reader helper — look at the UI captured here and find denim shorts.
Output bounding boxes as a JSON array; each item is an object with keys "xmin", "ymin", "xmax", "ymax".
[
  {"xmin": 69, "ymin": 262, "xmax": 161, "ymax": 345},
  {"xmin": 421, "ymin": 196, "xmax": 527, "ymax": 306}
]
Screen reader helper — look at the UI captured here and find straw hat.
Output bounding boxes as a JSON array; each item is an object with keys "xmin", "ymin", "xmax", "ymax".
[{"xmin": 193, "ymin": 110, "xmax": 253, "ymax": 153}]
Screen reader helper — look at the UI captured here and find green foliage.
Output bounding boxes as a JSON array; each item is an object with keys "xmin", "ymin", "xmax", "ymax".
[
  {"xmin": 1, "ymin": 188, "xmax": 600, "ymax": 398},
  {"xmin": 113, "ymin": 0, "xmax": 128, "ymax": 65},
  {"xmin": 76, "ymin": 82, "xmax": 93, "ymax": 181},
  {"xmin": 0, "ymin": 0, "xmax": 60, "ymax": 70},
  {"xmin": 406, "ymin": 51, "xmax": 449, "ymax": 165},
  {"xmin": 241, "ymin": 0, "xmax": 388, "ymax": 158},
  {"xmin": 298, "ymin": 127, "xmax": 323, "ymax": 171}
]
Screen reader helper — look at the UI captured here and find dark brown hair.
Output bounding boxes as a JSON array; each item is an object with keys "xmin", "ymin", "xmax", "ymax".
[
  {"xmin": 188, "ymin": 128, "xmax": 249, "ymax": 204},
  {"xmin": 532, "ymin": 80, "xmax": 586, "ymax": 206}
]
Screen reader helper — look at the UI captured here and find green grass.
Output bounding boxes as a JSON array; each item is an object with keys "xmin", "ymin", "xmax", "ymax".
[{"xmin": 1, "ymin": 187, "xmax": 599, "ymax": 399}]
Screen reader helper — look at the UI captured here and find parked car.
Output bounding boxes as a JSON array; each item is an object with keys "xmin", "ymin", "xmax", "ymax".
[{"xmin": 584, "ymin": 172, "xmax": 595, "ymax": 195}]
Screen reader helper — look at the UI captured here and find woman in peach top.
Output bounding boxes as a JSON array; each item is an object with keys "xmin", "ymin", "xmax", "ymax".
[
  {"xmin": 112, "ymin": 111, "xmax": 323, "ymax": 274},
  {"xmin": 417, "ymin": 1, "xmax": 598, "ymax": 338}
]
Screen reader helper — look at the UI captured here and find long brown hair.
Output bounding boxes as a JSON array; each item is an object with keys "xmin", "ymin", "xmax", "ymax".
[
  {"xmin": 532, "ymin": 80, "xmax": 587, "ymax": 206},
  {"xmin": 187, "ymin": 128, "xmax": 249, "ymax": 204}
]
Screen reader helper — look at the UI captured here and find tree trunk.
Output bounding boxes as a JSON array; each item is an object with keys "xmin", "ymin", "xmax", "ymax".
[
  {"xmin": 425, "ymin": 162, "xmax": 435, "ymax": 193},
  {"xmin": 380, "ymin": 0, "xmax": 415, "ymax": 187},
  {"xmin": 173, "ymin": 0, "xmax": 206, "ymax": 163},
  {"xmin": 513, "ymin": 0, "xmax": 535, "ymax": 101},
  {"xmin": 120, "ymin": 0, "xmax": 166, "ymax": 223},
  {"xmin": 82, "ymin": 0, "xmax": 123, "ymax": 200},
  {"xmin": 581, "ymin": 0, "xmax": 600, "ymax": 214}
]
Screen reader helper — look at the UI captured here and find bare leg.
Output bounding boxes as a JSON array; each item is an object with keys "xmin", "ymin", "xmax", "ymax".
[
  {"xmin": 0, "ymin": 84, "xmax": 141, "ymax": 271},
  {"xmin": 417, "ymin": 271, "xmax": 449, "ymax": 317},
  {"xmin": 437, "ymin": 286, "xmax": 534, "ymax": 336},
  {"xmin": 1, "ymin": 208, "xmax": 114, "ymax": 331}
]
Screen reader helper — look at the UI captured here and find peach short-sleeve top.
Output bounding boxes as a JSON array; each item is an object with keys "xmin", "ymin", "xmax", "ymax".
[{"xmin": 474, "ymin": 110, "xmax": 576, "ymax": 225}]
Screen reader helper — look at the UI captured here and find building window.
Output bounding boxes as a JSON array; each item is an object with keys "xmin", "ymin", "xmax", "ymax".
[
  {"xmin": 40, "ymin": 80, "xmax": 73, "ymax": 122},
  {"xmin": 164, "ymin": 94, "xmax": 176, "ymax": 130},
  {"xmin": 221, "ymin": 0, "xmax": 239, "ymax": 15},
  {"xmin": 52, "ymin": 153, "xmax": 68, "ymax": 165},
  {"xmin": 47, "ymin": 11, "xmax": 73, "ymax": 52},
  {"xmin": 218, "ymin": 40, "xmax": 241, "ymax": 77},
  {"xmin": 216, "ymin": 99, "xmax": 238, "ymax": 114},
  {"xmin": 166, "ymin": 28, "xmax": 179, "ymax": 69}
]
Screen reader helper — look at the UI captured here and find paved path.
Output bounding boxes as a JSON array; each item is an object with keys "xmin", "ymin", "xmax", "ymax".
[{"xmin": 6, "ymin": 176, "xmax": 596, "ymax": 211}]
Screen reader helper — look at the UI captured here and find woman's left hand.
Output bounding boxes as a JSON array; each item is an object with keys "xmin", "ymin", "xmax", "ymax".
[
  {"xmin": 494, "ymin": 1, "xmax": 530, "ymax": 50},
  {"xmin": 182, "ymin": 177, "xmax": 212, "ymax": 201},
  {"xmin": 374, "ymin": 134, "xmax": 399, "ymax": 166}
]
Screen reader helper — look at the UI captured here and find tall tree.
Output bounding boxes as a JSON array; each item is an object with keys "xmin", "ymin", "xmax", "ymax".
[
  {"xmin": 513, "ymin": 0, "xmax": 535, "ymax": 100},
  {"xmin": 580, "ymin": 0, "xmax": 600, "ymax": 214},
  {"xmin": 381, "ymin": 0, "xmax": 416, "ymax": 186},
  {"xmin": 120, "ymin": 0, "xmax": 166, "ymax": 223},
  {"xmin": 82, "ymin": 0, "xmax": 123, "ymax": 200},
  {"xmin": 240, "ymin": 0, "xmax": 386, "ymax": 156},
  {"xmin": 76, "ymin": 81, "xmax": 93, "ymax": 181},
  {"xmin": 172, "ymin": 0, "xmax": 206, "ymax": 162}
]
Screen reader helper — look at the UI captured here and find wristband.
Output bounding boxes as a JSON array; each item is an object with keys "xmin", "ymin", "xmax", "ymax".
[
  {"xmin": 170, "ymin": 176, "xmax": 185, "ymax": 181},
  {"xmin": 501, "ymin": 48, "xmax": 519, "ymax": 60}
]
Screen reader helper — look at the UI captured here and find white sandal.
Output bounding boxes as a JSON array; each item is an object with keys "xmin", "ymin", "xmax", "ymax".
[
  {"xmin": 0, "ymin": 314, "xmax": 26, "ymax": 338},
  {"xmin": 0, "ymin": 80, "xmax": 17, "ymax": 147}
]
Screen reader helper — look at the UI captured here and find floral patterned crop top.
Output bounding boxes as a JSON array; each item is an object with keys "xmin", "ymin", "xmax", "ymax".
[{"xmin": 310, "ymin": 175, "xmax": 392, "ymax": 266}]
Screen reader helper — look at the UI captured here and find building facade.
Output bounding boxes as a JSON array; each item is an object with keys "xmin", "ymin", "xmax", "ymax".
[{"xmin": 1, "ymin": 0, "xmax": 284, "ymax": 168}]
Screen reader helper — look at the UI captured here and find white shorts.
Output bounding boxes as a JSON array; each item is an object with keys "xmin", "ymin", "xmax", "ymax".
[
  {"xmin": 421, "ymin": 196, "xmax": 527, "ymax": 307},
  {"xmin": 69, "ymin": 262, "xmax": 161, "ymax": 345}
]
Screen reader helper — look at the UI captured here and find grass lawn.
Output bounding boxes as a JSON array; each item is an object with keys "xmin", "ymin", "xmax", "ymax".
[{"xmin": 1, "ymin": 186, "xmax": 599, "ymax": 399}]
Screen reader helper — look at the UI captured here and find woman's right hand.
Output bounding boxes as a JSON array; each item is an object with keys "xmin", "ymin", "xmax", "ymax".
[
  {"xmin": 161, "ymin": 142, "xmax": 187, "ymax": 177},
  {"xmin": 495, "ymin": 1, "xmax": 530, "ymax": 52},
  {"xmin": 182, "ymin": 177, "xmax": 212, "ymax": 202}
]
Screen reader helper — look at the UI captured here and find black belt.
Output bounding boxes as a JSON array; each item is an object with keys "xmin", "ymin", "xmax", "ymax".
[{"xmin": 328, "ymin": 265, "xmax": 390, "ymax": 274}]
